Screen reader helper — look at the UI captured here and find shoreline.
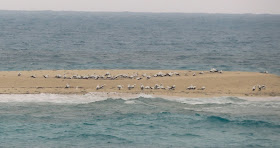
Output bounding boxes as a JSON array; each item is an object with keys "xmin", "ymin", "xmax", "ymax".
[{"xmin": 0, "ymin": 69, "xmax": 279, "ymax": 98}]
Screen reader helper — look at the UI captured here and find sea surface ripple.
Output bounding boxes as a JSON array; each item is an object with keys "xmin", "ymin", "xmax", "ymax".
[
  {"xmin": 0, "ymin": 11, "xmax": 280, "ymax": 74},
  {"xmin": 0, "ymin": 94, "xmax": 280, "ymax": 147}
]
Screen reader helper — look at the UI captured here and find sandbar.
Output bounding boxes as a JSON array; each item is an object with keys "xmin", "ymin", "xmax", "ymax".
[{"xmin": 0, "ymin": 70, "xmax": 279, "ymax": 98}]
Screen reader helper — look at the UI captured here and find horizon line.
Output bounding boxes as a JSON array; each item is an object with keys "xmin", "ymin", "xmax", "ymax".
[{"xmin": 0, "ymin": 9, "xmax": 279, "ymax": 15}]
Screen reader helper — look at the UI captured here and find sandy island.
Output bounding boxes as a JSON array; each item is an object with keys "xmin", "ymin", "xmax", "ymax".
[{"xmin": 0, "ymin": 69, "xmax": 279, "ymax": 98}]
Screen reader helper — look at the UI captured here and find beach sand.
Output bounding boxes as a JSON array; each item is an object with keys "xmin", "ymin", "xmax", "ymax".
[{"xmin": 0, "ymin": 70, "xmax": 279, "ymax": 98}]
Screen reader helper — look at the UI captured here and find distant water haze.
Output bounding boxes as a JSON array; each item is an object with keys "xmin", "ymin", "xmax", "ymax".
[{"xmin": 0, "ymin": 0, "xmax": 280, "ymax": 14}]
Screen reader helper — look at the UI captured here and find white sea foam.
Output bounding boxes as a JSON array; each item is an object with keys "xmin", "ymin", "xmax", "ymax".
[
  {"xmin": 0, "ymin": 92, "xmax": 279, "ymax": 104},
  {"xmin": 124, "ymin": 100, "xmax": 136, "ymax": 104},
  {"xmin": 0, "ymin": 92, "xmax": 154, "ymax": 104}
]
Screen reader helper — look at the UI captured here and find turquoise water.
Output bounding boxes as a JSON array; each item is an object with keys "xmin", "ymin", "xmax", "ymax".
[
  {"xmin": 0, "ymin": 94, "xmax": 280, "ymax": 147},
  {"xmin": 0, "ymin": 11, "xmax": 280, "ymax": 147}
]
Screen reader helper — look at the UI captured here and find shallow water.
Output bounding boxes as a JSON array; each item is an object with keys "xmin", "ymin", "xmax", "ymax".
[
  {"xmin": 0, "ymin": 11, "xmax": 280, "ymax": 74},
  {"xmin": 0, "ymin": 94, "xmax": 280, "ymax": 147}
]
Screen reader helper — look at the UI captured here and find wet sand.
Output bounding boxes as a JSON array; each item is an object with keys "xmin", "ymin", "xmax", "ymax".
[{"xmin": 0, "ymin": 70, "xmax": 279, "ymax": 98}]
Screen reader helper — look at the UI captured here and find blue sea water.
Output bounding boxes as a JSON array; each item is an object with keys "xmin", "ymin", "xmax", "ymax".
[
  {"xmin": 0, "ymin": 94, "xmax": 280, "ymax": 147},
  {"xmin": 0, "ymin": 11, "xmax": 280, "ymax": 74},
  {"xmin": 0, "ymin": 11, "xmax": 280, "ymax": 147}
]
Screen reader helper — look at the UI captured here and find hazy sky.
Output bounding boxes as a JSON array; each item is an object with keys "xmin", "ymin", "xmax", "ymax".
[{"xmin": 0, "ymin": 0, "xmax": 279, "ymax": 14}]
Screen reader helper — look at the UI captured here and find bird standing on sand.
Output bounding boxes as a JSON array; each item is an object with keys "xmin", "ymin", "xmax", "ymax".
[
  {"xmin": 128, "ymin": 84, "xmax": 136, "ymax": 90},
  {"xmin": 18, "ymin": 72, "xmax": 21, "ymax": 76},
  {"xmin": 136, "ymin": 77, "xmax": 142, "ymax": 80},
  {"xmin": 154, "ymin": 84, "xmax": 159, "ymax": 89},
  {"xmin": 159, "ymin": 84, "xmax": 165, "ymax": 89},
  {"xmin": 258, "ymin": 85, "xmax": 262, "ymax": 91},
  {"xmin": 96, "ymin": 84, "xmax": 100, "ymax": 90},
  {"xmin": 140, "ymin": 84, "xmax": 144, "ymax": 90},
  {"xmin": 252, "ymin": 86, "xmax": 256, "ymax": 91},
  {"xmin": 65, "ymin": 84, "xmax": 70, "ymax": 88},
  {"xmin": 105, "ymin": 72, "xmax": 110, "ymax": 76},
  {"xmin": 55, "ymin": 74, "xmax": 62, "ymax": 78},
  {"xmin": 174, "ymin": 72, "xmax": 180, "ymax": 76},
  {"xmin": 43, "ymin": 75, "xmax": 48, "ymax": 78},
  {"xmin": 117, "ymin": 85, "xmax": 123, "ymax": 90},
  {"xmin": 210, "ymin": 68, "xmax": 218, "ymax": 73},
  {"xmin": 187, "ymin": 84, "xmax": 196, "ymax": 90},
  {"xmin": 145, "ymin": 86, "xmax": 151, "ymax": 89},
  {"xmin": 97, "ymin": 84, "xmax": 106, "ymax": 90}
]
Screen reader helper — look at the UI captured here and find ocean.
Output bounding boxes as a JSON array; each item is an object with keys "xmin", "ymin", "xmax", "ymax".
[
  {"xmin": 0, "ymin": 11, "xmax": 280, "ymax": 74},
  {"xmin": 0, "ymin": 11, "xmax": 280, "ymax": 147},
  {"xmin": 0, "ymin": 94, "xmax": 280, "ymax": 147}
]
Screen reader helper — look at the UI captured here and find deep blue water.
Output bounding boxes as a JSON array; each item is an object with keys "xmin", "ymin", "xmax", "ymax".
[
  {"xmin": 0, "ymin": 95, "xmax": 280, "ymax": 147},
  {"xmin": 0, "ymin": 11, "xmax": 280, "ymax": 74}
]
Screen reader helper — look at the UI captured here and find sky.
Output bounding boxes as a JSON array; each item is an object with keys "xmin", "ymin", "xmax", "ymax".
[{"xmin": 0, "ymin": 0, "xmax": 279, "ymax": 14}]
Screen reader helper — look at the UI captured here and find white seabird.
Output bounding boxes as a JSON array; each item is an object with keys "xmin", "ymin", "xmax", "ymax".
[
  {"xmin": 258, "ymin": 85, "xmax": 262, "ymax": 91},
  {"xmin": 136, "ymin": 77, "xmax": 142, "ymax": 80},
  {"xmin": 145, "ymin": 86, "xmax": 151, "ymax": 89},
  {"xmin": 174, "ymin": 72, "xmax": 180, "ymax": 76},
  {"xmin": 128, "ymin": 84, "xmax": 136, "ymax": 90},
  {"xmin": 210, "ymin": 68, "xmax": 218, "ymax": 73},
  {"xmin": 187, "ymin": 84, "xmax": 196, "ymax": 90},
  {"xmin": 105, "ymin": 72, "xmax": 110, "ymax": 76},
  {"xmin": 117, "ymin": 85, "xmax": 123, "ymax": 90},
  {"xmin": 65, "ymin": 84, "xmax": 70, "ymax": 88},
  {"xmin": 201, "ymin": 86, "xmax": 206, "ymax": 90},
  {"xmin": 252, "ymin": 86, "xmax": 256, "ymax": 91},
  {"xmin": 154, "ymin": 84, "xmax": 160, "ymax": 89},
  {"xmin": 55, "ymin": 74, "xmax": 62, "ymax": 78},
  {"xmin": 96, "ymin": 84, "xmax": 100, "ymax": 90},
  {"xmin": 140, "ymin": 84, "xmax": 144, "ymax": 90}
]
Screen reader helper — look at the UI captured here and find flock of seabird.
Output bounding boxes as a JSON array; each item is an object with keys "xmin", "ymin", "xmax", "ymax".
[
  {"xmin": 16, "ymin": 68, "xmax": 268, "ymax": 92},
  {"xmin": 252, "ymin": 85, "xmax": 266, "ymax": 91},
  {"xmin": 21, "ymin": 71, "xmax": 183, "ymax": 81}
]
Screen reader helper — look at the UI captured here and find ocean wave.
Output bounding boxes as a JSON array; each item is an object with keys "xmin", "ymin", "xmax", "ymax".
[
  {"xmin": 77, "ymin": 133, "xmax": 132, "ymax": 143},
  {"xmin": 170, "ymin": 97, "xmax": 249, "ymax": 105},
  {"xmin": 205, "ymin": 115, "xmax": 280, "ymax": 128},
  {"xmin": 171, "ymin": 133, "xmax": 201, "ymax": 138},
  {"xmin": 237, "ymin": 120, "xmax": 280, "ymax": 128},
  {"xmin": 207, "ymin": 115, "xmax": 231, "ymax": 123},
  {"xmin": 0, "ymin": 92, "xmax": 279, "ymax": 104}
]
